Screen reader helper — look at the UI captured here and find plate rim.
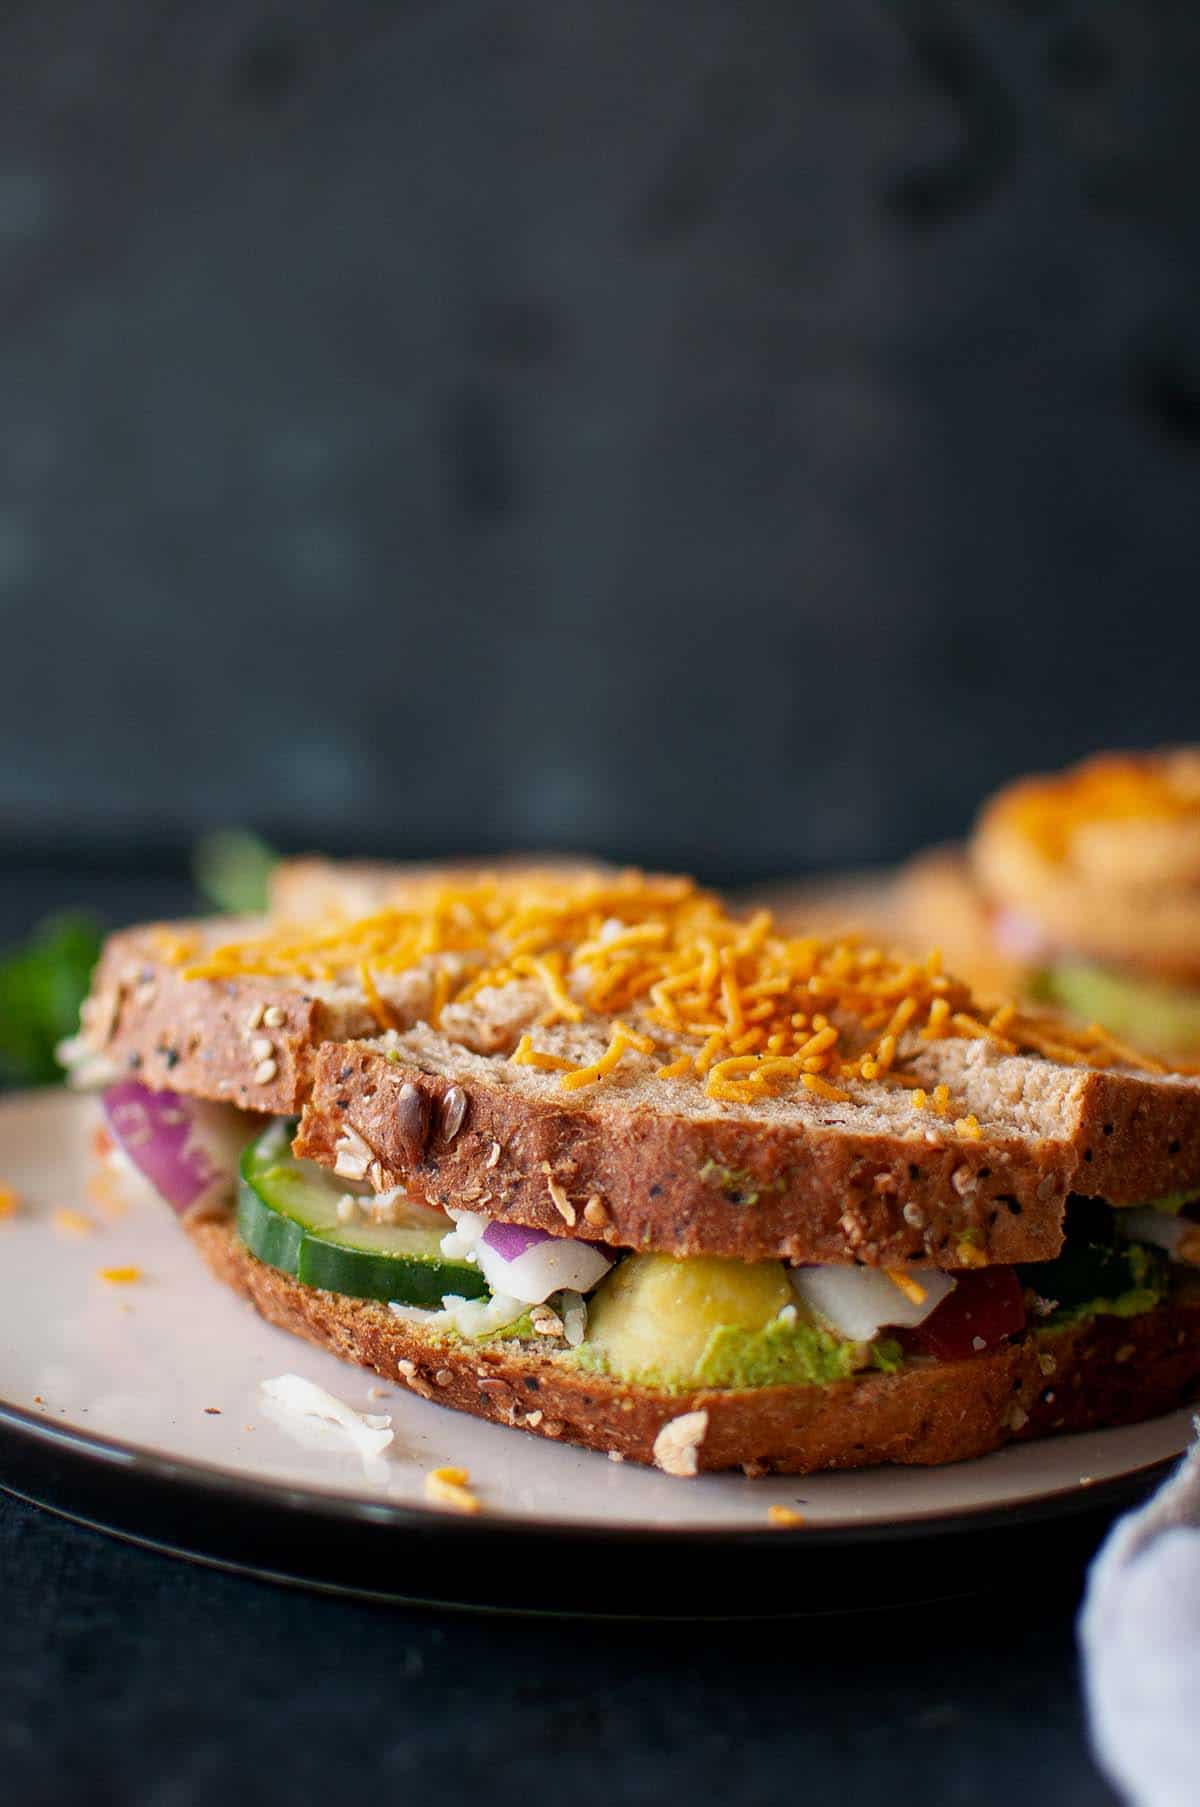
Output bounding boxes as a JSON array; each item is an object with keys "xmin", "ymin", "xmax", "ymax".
[{"xmin": 0, "ymin": 1395, "xmax": 1176, "ymax": 1549}]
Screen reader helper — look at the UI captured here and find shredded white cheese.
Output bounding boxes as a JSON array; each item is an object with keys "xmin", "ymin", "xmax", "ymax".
[
  {"xmin": 440, "ymin": 1209, "xmax": 489, "ymax": 1262},
  {"xmin": 560, "ymin": 1290, "xmax": 588, "ymax": 1348},
  {"xmin": 332, "ymin": 1125, "xmax": 375, "ymax": 1181},
  {"xmin": 259, "ymin": 1374, "xmax": 394, "ymax": 1461},
  {"xmin": 437, "ymin": 1292, "xmax": 526, "ymax": 1337}
]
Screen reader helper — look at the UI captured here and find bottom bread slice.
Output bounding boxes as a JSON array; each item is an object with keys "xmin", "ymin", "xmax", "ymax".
[{"xmin": 189, "ymin": 1218, "xmax": 1200, "ymax": 1476}]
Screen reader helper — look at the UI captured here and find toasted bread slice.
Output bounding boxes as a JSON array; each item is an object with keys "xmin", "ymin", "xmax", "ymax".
[
  {"xmin": 74, "ymin": 882, "xmax": 1200, "ymax": 1264},
  {"xmin": 70, "ymin": 915, "xmax": 558, "ymax": 1113},
  {"xmin": 190, "ymin": 1214, "xmax": 1200, "ymax": 1475},
  {"xmin": 71, "ymin": 920, "xmax": 394, "ymax": 1114},
  {"xmin": 294, "ymin": 1027, "xmax": 1200, "ymax": 1268},
  {"xmin": 753, "ymin": 852, "xmax": 1033, "ymax": 1001}
]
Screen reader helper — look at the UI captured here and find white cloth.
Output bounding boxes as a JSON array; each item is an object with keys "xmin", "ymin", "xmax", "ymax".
[{"xmin": 1079, "ymin": 1430, "xmax": 1200, "ymax": 1807}]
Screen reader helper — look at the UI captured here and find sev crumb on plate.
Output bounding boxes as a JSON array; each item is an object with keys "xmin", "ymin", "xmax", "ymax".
[
  {"xmin": 0, "ymin": 1185, "xmax": 20, "ymax": 1222},
  {"xmin": 98, "ymin": 1265, "xmax": 142, "ymax": 1285},
  {"xmin": 766, "ymin": 1505, "xmax": 807, "ymax": 1529},
  {"xmin": 424, "ymin": 1466, "xmax": 481, "ymax": 1515},
  {"xmin": 53, "ymin": 1207, "xmax": 94, "ymax": 1238}
]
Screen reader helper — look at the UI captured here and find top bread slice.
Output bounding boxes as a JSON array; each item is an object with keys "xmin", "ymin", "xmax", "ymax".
[
  {"xmin": 69, "ymin": 904, "xmax": 618, "ymax": 1114},
  {"xmin": 291, "ymin": 1021, "xmax": 1200, "ymax": 1269},
  {"xmin": 71, "ymin": 898, "xmax": 1200, "ymax": 1269}
]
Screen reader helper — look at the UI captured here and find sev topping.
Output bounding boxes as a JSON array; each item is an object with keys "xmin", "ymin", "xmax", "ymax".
[
  {"xmin": 993, "ymin": 749, "xmax": 1200, "ymax": 862},
  {"xmin": 424, "ymin": 1466, "xmax": 481, "ymax": 1515},
  {"xmin": 885, "ymin": 1269, "xmax": 928, "ymax": 1308},
  {"xmin": 53, "ymin": 1207, "xmax": 94, "ymax": 1238},
  {"xmin": 98, "ymin": 1265, "xmax": 142, "ymax": 1285},
  {"xmin": 180, "ymin": 868, "xmax": 1170, "ymax": 1110},
  {"xmin": 0, "ymin": 1185, "xmax": 19, "ymax": 1222}
]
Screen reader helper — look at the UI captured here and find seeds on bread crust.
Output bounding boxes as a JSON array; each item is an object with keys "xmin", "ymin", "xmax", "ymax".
[
  {"xmin": 439, "ymin": 1085, "xmax": 467, "ymax": 1143},
  {"xmin": 394, "ymin": 1082, "xmax": 428, "ymax": 1157},
  {"xmin": 189, "ymin": 1215, "xmax": 1200, "ymax": 1475}
]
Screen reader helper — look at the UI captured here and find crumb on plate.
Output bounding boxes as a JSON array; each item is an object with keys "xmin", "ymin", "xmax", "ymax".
[
  {"xmin": 424, "ymin": 1466, "xmax": 480, "ymax": 1515},
  {"xmin": 54, "ymin": 1208, "xmax": 94, "ymax": 1238}
]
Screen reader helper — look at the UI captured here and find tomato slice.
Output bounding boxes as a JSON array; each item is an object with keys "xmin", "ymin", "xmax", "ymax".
[{"xmin": 907, "ymin": 1267, "xmax": 1026, "ymax": 1360}]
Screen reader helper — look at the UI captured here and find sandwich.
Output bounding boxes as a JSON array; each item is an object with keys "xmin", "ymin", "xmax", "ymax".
[
  {"xmin": 63, "ymin": 863, "xmax": 1200, "ymax": 1477},
  {"xmin": 892, "ymin": 750, "xmax": 1200, "ymax": 1059}
]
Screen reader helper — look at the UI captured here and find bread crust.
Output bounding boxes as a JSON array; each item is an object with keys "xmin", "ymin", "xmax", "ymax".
[
  {"xmin": 189, "ymin": 1217, "xmax": 1200, "ymax": 1475},
  {"xmin": 78, "ymin": 922, "xmax": 1200, "ymax": 1265},
  {"xmin": 294, "ymin": 1040, "xmax": 1200, "ymax": 1266},
  {"xmin": 78, "ymin": 925, "xmax": 378, "ymax": 1114}
]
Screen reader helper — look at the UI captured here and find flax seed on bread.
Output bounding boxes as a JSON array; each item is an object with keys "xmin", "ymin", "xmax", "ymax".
[
  {"xmin": 73, "ymin": 877, "xmax": 1200, "ymax": 1265},
  {"xmin": 73, "ymin": 920, "xmax": 403, "ymax": 1112},
  {"xmin": 70, "ymin": 919, "xmax": 548, "ymax": 1113},
  {"xmin": 293, "ymin": 1024, "xmax": 1200, "ymax": 1267},
  {"xmin": 189, "ymin": 1214, "xmax": 1200, "ymax": 1474}
]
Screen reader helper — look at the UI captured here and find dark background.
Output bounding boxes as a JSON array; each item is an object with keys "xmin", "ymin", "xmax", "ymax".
[{"xmin": 3, "ymin": 1, "xmax": 1199, "ymax": 889}]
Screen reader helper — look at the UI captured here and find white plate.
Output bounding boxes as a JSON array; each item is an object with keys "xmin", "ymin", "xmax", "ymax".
[{"xmin": 0, "ymin": 1090, "xmax": 1190, "ymax": 1613}]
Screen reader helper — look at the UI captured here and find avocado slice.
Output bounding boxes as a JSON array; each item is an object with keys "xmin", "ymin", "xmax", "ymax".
[
  {"xmin": 237, "ymin": 1123, "xmax": 488, "ymax": 1308},
  {"xmin": 580, "ymin": 1252, "xmax": 888, "ymax": 1390}
]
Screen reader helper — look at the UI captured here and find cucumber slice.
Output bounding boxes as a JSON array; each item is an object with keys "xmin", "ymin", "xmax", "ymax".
[{"xmin": 237, "ymin": 1123, "xmax": 489, "ymax": 1307}]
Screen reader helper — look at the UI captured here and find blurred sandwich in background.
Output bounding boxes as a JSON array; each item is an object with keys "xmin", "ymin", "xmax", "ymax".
[{"xmin": 757, "ymin": 749, "xmax": 1200, "ymax": 1062}]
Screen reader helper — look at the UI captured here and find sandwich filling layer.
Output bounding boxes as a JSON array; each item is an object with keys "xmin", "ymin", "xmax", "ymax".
[{"xmin": 96, "ymin": 1083, "xmax": 1197, "ymax": 1398}]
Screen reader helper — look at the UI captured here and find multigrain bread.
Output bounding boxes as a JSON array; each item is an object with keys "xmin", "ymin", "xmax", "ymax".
[
  {"xmin": 75, "ymin": 901, "xmax": 1200, "ymax": 1267},
  {"xmin": 73, "ymin": 918, "xmax": 548, "ymax": 1113},
  {"xmin": 754, "ymin": 851, "xmax": 1036, "ymax": 1000},
  {"xmin": 293, "ymin": 1027, "xmax": 1200, "ymax": 1268},
  {"xmin": 74, "ymin": 920, "xmax": 384, "ymax": 1113},
  {"xmin": 191, "ymin": 1214, "xmax": 1200, "ymax": 1474}
]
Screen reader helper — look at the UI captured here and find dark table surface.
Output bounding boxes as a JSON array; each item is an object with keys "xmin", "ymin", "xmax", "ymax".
[{"xmin": 0, "ymin": 866, "xmax": 1122, "ymax": 1807}]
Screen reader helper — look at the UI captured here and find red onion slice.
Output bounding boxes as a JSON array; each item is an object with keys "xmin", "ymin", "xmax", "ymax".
[
  {"xmin": 101, "ymin": 1082, "xmax": 249, "ymax": 1217},
  {"xmin": 475, "ymin": 1220, "xmax": 614, "ymax": 1304}
]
